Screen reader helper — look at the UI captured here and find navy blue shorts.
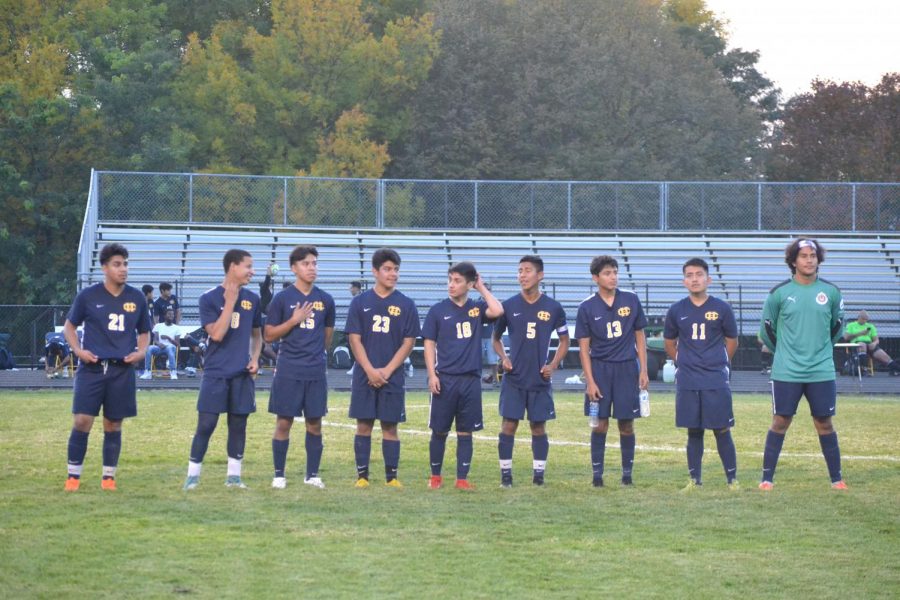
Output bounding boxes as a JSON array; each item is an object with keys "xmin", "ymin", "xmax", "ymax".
[
  {"xmin": 429, "ymin": 373, "xmax": 484, "ymax": 433},
  {"xmin": 72, "ymin": 361, "xmax": 137, "ymax": 420},
  {"xmin": 499, "ymin": 379, "xmax": 556, "ymax": 422},
  {"xmin": 349, "ymin": 385, "xmax": 406, "ymax": 423},
  {"xmin": 268, "ymin": 375, "xmax": 328, "ymax": 418},
  {"xmin": 197, "ymin": 372, "xmax": 256, "ymax": 415},
  {"xmin": 771, "ymin": 379, "xmax": 837, "ymax": 418},
  {"xmin": 584, "ymin": 359, "xmax": 640, "ymax": 421},
  {"xmin": 675, "ymin": 387, "xmax": 734, "ymax": 429}
]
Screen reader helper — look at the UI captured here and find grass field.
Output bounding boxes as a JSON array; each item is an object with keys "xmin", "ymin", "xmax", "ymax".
[{"xmin": 1, "ymin": 390, "xmax": 898, "ymax": 599}]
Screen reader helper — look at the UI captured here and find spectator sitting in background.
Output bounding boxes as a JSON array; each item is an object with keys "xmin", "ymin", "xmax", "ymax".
[
  {"xmin": 140, "ymin": 309, "xmax": 180, "ymax": 380},
  {"xmin": 45, "ymin": 332, "xmax": 73, "ymax": 379},
  {"xmin": 154, "ymin": 282, "xmax": 181, "ymax": 324},
  {"xmin": 181, "ymin": 329, "xmax": 207, "ymax": 377},
  {"xmin": 844, "ymin": 310, "xmax": 900, "ymax": 376}
]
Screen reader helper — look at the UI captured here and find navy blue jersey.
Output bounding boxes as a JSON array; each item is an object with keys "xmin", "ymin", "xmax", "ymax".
[
  {"xmin": 266, "ymin": 285, "xmax": 336, "ymax": 379},
  {"xmin": 345, "ymin": 289, "xmax": 421, "ymax": 392},
  {"xmin": 67, "ymin": 284, "xmax": 151, "ymax": 359},
  {"xmin": 422, "ymin": 298, "xmax": 489, "ymax": 376},
  {"xmin": 664, "ymin": 296, "xmax": 737, "ymax": 390},
  {"xmin": 574, "ymin": 290, "xmax": 647, "ymax": 361},
  {"xmin": 154, "ymin": 295, "xmax": 180, "ymax": 320},
  {"xmin": 199, "ymin": 286, "xmax": 262, "ymax": 378},
  {"xmin": 494, "ymin": 293, "xmax": 568, "ymax": 390}
]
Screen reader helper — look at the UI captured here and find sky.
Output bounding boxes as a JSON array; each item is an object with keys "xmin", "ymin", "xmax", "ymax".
[{"xmin": 703, "ymin": 0, "xmax": 900, "ymax": 98}]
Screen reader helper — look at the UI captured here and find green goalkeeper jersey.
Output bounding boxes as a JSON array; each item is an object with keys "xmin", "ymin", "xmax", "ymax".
[
  {"xmin": 759, "ymin": 277, "xmax": 844, "ymax": 383},
  {"xmin": 844, "ymin": 320, "xmax": 876, "ymax": 343}
]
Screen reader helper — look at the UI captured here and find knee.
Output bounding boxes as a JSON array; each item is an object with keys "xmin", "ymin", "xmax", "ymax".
[
  {"xmin": 618, "ymin": 420, "xmax": 634, "ymax": 436},
  {"xmin": 813, "ymin": 417, "xmax": 834, "ymax": 435},
  {"xmin": 73, "ymin": 415, "xmax": 93, "ymax": 432},
  {"xmin": 687, "ymin": 428, "xmax": 704, "ymax": 439},
  {"xmin": 500, "ymin": 420, "xmax": 518, "ymax": 436},
  {"xmin": 770, "ymin": 416, "xmax": 791, "ymax": 434},
  {"xmin": 713, "ymin": 428, "xmax": 730, "ymax": 438}
]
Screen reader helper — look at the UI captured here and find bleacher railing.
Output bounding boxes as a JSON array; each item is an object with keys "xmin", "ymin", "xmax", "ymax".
[{"xmin": 94, "ymin": 171, "xmax": 900, "ymax": 232}]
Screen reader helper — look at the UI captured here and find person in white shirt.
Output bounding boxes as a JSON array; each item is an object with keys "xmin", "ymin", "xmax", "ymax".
[{"xmin": 141, "ymin": 309, "xmax": 180, "ymax": 379}]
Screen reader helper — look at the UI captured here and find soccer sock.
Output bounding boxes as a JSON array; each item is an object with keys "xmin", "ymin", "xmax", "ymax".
[
  {"xmin": 457, "ymin": 435, "xmax": 473, "ymax": 480},
  {"xmin": 714, "ymin": 429, "xmax": 738, "ymax": 483},
  {"xmin": 620, "ymin": 433, "xmax": 636, "ymax": 479},
  {"xmin": 187, "ymin": 461, "xmax": 202, "ymax": 477},
  {"xmin": 272, "ymin": 438, "xmax": 289, "ymax": 478},
  {"xmin": 818, "ymin": 432, "xmax": 842, "ymax": 483},
  {"xmin": 532, "ymin": 434, "xmax": 549, "ymax": 477},
  {"xmin": 102, "ymin": 430, "xmax": 122, "ymax": 479},
  {"xmin": 227, "ymin": 457, "xmax": 242, "ymax": 478},
  {"xmin": 686, "ymin": 428, "xmax": 704, "ymax": 483},
  {"xmin": 590, "ymin": 431, "xmax": 607, "ymax": 479},
  {"xmin": 761, "ymin": 429, "xmax": 785, "ymax": 482},
  {"xmin": 430, "ymin": 433, "xmax": 447, "ymax": 476},
  {"xmin": 305, "ymin": 432, "xmax": 323, "ymax": 479},
  {"xmin": 498, "ymin": 433, "xmax": 515, "ymax": 479},
  {"xmin": 226, "ymin": 414, "xmax": 247, "ymax": 461},
  {"xmin": 383, "ymin": 439, "xmax": 400, "ymax": 482},
  {"xmin": 354, "ymin": 435, "xmax": 371, "ymax": 480},
  {"xmin": 189, "ymin": 412, "xmax": 219, "ymax": 464},
  {"xmin": 67, "ymin": 429, "xmax": 89, "ymax": 478}
]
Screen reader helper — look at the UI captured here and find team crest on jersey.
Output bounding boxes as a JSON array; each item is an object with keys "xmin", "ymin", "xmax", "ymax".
[
  {"xmin": 123, "ymin": 302, "xmax": 137, "ymax": 313},
  {"xmin": 388, "ymin": 305, "xmax": 401, "ymax": 316},
  {"xmin": 468, "ymin": 307, "xmax": 481, "ymax": 318},
  {"xmin": 537, "ymin": 310, "xmax": 551, "ymax": 321},
  {"xmin": 617, "ymin": 307, "xmax": 631, "ymax": 317},
  {"xmin": 705, "ymin": 311, "xmax": 719, "ymax": 321},
  {"xmin": 313, "ymin": 301, "xmax": 325, "ymax": 311},
  {"xmin": 241, "ymin": 300, "xmax": 253, "ymax": 310},
  {"xmin": 815, "ymin": 292, "xmax": 828, "ymax": 306}
]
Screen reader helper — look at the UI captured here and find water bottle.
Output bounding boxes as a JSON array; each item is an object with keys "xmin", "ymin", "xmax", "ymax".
[
  {"xmin": 639, "ymin": 389, "xmax": 650, "ymax": 417},
  {"xmin": 662, "ymin": 359, "xmax": 676, "ymax": 383},
  {"xmin": 588, "ymin": 400, "xmax": 600, "ymax": 428}
]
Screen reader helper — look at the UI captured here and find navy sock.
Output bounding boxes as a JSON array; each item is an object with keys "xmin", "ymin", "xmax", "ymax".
[
  {"xmin": 590, "ymin": 431, "xmax": 607, "ymax": 479},
  {"xmin": 305, "ymin": 432, "xmax": 323, "ymax": 479},
  {"xmin": 761, "ymin": 429, "xmax": 785, "ymax": 482},
  {"xmin": 714, "ymin": 429, "xmax": 738, "ymax": 483},
  {"xmin": 456, "ymin": 435, "xmax": 473, "ymax": 480},
  {"xmin": 226, "ymin": 414, "xmax": 247, "ymax": 460},
  {"xmin": 102, "ymin": 431, "xmax": 122, "ymax": 472},
  {"xmin": 430, "ymin": 433, "xmax": 447, "ymax": 476},
  {"xmin": 383, "ymin": 439, "xmax": 400, "ymax": 481},
  {"xmin": 686, "ymin": 428, "xmax": 704, "ymax": 483},
  {"xmin": 354, "ymin": 435, "xmax": 371, "ymax": 479},
  {"xmin": 498, "ymin": 433, "xmax": 514, "ymax": 479},
  {"xmin": 620, "ymin": 433, "xmax": 636, "ymax": 479},
  {"xmin": 532, "ymin": 434, "xmax": 549, "ymax": 476},
  {"xmin": 190, "ymin": 412, "xmax": 219, "ymax": 464},
  {"xmin": 67, "ymin": 429, "xmax": 89, "ymax": 477},
  {"xmin": 272, "ymin": 438, "xmax": 289, "ymax": 478},
  {"xmin": 818, "ymin": 432, "xmax": 842, "ymax": 483}
]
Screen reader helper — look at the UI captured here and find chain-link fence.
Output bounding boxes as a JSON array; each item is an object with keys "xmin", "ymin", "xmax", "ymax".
[
  {"xmin": 0, "ymin": 305, "xmax": 70, "ymax": 368},
  {"xmin": 94, "ymin": 172, "xmax": 900, "ymax": 232}
]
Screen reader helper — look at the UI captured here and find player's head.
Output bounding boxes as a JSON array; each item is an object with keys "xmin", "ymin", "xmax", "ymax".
[
  {"xmin": 518, "ymin": 255, "xmax": 544, "ymax": 291},
  {"xmin": 857, "ymin": 310, "xmax": 869, "ymax": 323},
  {"xmin": 785, "ymin": 238, "xmax": 825, "ymax": 276},
  {"xmin": 289, "ymin": 245, "xmax": 318, "ymax": 265},
  {"xmin": 447, "ymin": 261, "xmax": 477, "ymax": 298},
  {"xmin": 164, "ymin": 309, "xmax": 175, "ymax": 324},
  {"xmin": 289, "ymin": 245, "xmax": 318, "ymax": 284},
  {"xmin": 590, "ymin": 255, "xmax": 617, "ymax": 276},
  {"xmin": 350, "ymin": 281, "xmax": 362, "ymax": 296},
  {"xmin": 141, "ymin": 284, "xmax": 154, "ymax": 299},
  {"xmin": 372, "ymin": 248, "xmax": 401, "ymax": 270},
  {"xmin": 159, "ymin": 282, "xmax": 173, "ymax": 298},
  {"xmin": 222, "ymin": 249, "xmax": 254, "ymax": 284},
  {"xmin": 371, "ymin": 248, "xmax": 401, "ymax": 292},
  {"xmin": 590, "ymin": 255, "xmax": 618, "ymax": 291},
  {"xmin": 99, "ymin": 243, "xmax": 129, "ymax": 285},
  {"xmin": 682, "ymin": 258, "xmax": 711, "ymax": 295}
]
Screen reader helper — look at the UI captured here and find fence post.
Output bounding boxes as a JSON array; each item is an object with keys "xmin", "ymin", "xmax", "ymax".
[
  {"xmin": 757, "ymin": 183, "xmax": 762, "ymax": 230},
  {"xmin": 660, "ymin": 183, "xmax": 667, "ymax": 231},
  {"xmin": 851, "ymin": 183, "xmax": 857, "ymax": 231},
  {"xmin": 188, "ymin": 173, "xmax": 194, "ymax": 223},
  {"xmin": 474, "ymin": 181, "xmax": 479, "ymax": 229},
  {"xmin": 567, "ymin": 182, "xmax": 572, "ymax": 229},
  {"xmin": 283, "ymin": 177, "xmax": 288, "ymax": 225}
]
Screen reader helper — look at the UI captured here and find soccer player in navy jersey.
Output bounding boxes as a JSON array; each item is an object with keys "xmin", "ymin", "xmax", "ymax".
[
  {"xmin": 575, "ymin": 255, "xmax": 649, "ymax": 487},
  {"xmin": 664, "ymin": 258, "xmax": 739, "ymax": 490},
  {"xmin": 183, "ymin": 249, "xmax": 262, "ymax": 490},
  {"xmin": 265, "ymin": 245, "xmax": 336, "ymax": 490},
  {"xmin": 345, "ymin": 248, "xmax": 421, "ymax": 488},
  {"xmin": 493, "ymin": 255, "xmax": 569, "ymax": 487},
  {"xmin": 63, "ymin": 243, "xmax": 151, "ymax": 492},
  {"xmin": 423, "ymin": 262, "xmax": 503, "ymax": 490}
]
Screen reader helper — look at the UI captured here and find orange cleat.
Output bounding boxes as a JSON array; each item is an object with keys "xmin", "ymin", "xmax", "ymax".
[
  {"xmin": 101, "ymin": 478, "xmax": 117, "ymax": 491},
  {"xmin": 758, "ymin": 481, "xmax": 774, "ymax": 491},
  {"xmin": 428, "ymin": 475, "xmax": 443, "ymax": 489},
  {"xmin": 64, "ymin": 476, "xmax": 80, "ymax": 492},
  {"xmin": 454, "ymin": 479, "xmax": 475, "ymax": 491},
  {"xmin": 831, "ymin": 480, "xmax": 848, "ymax": 490}
]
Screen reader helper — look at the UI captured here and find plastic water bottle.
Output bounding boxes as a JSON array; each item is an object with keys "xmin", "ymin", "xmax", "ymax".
[
  {"xmin": 662, "ymin": 359, "xmax": 676, "ymax": 383},
  {"xmin": 639, "ymin": 389, "xmax": 650, "ymax": 417},
  {"xmin": 588, "ymin": 401, "xmax": 600, "ymax": 428}
]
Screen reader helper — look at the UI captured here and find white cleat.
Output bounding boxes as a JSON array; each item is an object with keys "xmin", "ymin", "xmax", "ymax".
[
  {"xmin": 170, "ymin": 372, "xmax": 178, "ymax": 380},
  {"xmin": 304, "ymin": 477, "xmax": 326, "ymax": 489},
  {"xmin": 139, "ymin": 372, "xmax": 152, "ymax": 380},
  {"xmin": 272, "ymin": 477, "xmax": 287, "ymax": 489}
]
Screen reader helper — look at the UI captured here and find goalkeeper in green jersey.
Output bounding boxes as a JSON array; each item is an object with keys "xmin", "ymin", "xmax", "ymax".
[
  {"xmin": 758, "ymin": 238, "xmax": 848, "ymax": 491},
  {"xmin": 844, "ymin": 311, "xmax": 900, "ymax": 376}
]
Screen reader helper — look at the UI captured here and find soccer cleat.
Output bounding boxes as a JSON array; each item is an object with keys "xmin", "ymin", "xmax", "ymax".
[
  {"xmin": 428, "ymin": 475, "xmax": 443, "ymax": 489},
  {"xmin": 64, "ymin": 476, "xmax": 80, "ymax": 492},
  {"xmin": 182, "ymin": 475, "xmax": 200, "ymax": 490},
  {"xmin": 139, "ymin": 372, "xmax": 152, "ymax": 380},
  {"xmin": 354, "ymin": 477, "xmax": 370, "ymax": 489},
  {"xmin": 225, "ymin": 476, "xmax": 248, "ymax": 489},
  {"xmin": 385, "ymin": 479, "xmax": 404, "ymax": 489},
  {"xmin": 500, "ymin": 479, "xmax": 513, "ymax": 489},
  {"xmin": 304, "ymin": 477, "xmax": 326, "ymax": 489},
  {"xmin": 454, "ymin": 479, "xmax": 475, "ymax": 491},
  {"xmin": 532, "ymin": 474, "xmax": 545, "ymax": 486},
  {"xmin": 170, "ymin": 371, "xmax": 178, "ymax": 380},
  {"xmin": 621, "ymin": 475, "xmax": 633, "ymax": 486},
  {"xmin": 680, "ymin": 479, "xmax": 702, "ymax": 493},
  {"xmin": 727, "ymin": 480, "xmax": 741, "ymax": 491},
  {"xmin": 592, "ymin": 476, "xmax": 604, "ymax": 488},
  {"xmin": 831, "ymin": 480, "xmax": 849, "ymax": 490},
  {"xmin": 272, "ymin": 477, "xmax": 287, "ymax": 489},
  {"xmin": 101, "ymin": 478, "xmax": 117, "ymax": 491},
  {"xmin": 758, "ymin": 481, "xmax": 774, "ymax": 491}
]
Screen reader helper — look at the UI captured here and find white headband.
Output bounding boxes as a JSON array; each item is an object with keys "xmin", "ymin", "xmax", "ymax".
[{"xmin": 798, "ymin": 240, "xmax": 817, "ymax": 250}]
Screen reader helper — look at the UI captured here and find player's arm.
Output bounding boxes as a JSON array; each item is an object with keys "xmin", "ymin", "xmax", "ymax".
[
  {"xmin": 247, "ymin": 327, "xmax": 262, "ymax": 375},
  {"xmin": 664, "ymin": 338, "xmax": 677, "ymax": 362},
  {"xmin": 578, "ymin": 337, "xmax": 601, "ymax": 399},
  {"xmin": 348, "ymin": 333, "xmax": 386, "ymax": 387},
  {"xmin": 493, "ymin": 320, "xmax": 512, "ymax": 371},
  {"xmin": 64, "ymin": 320, "xmax": 98, "ymax": 364},
  {"xmin": 635, "ymin": 328, "xmax": 649, "ymax": 390},
  {"xmin": 382, "ymin": 336, "xmax": 416, "ymax": 379},
  {"xmin": 759, "ymin": 292, "xmax": 779, "ymax": 352},
  {"xmin": 541, "ymin": 332, "xmax": 569, "ymax": 380},
  {"xmin": 265, "ymin": 301, "xmax": 314, "ymax": 342},
  {"xmin": 474, "ymin": 275, "xmax": 503, "ymax": 319},
  {"xmin": 205, "ymin": 284, "xmax": 240, "ymax": 342},
  {"xmin": 830, "ymin": 290, "xmax": 845, "ymax": 343},
  {"xmin": 424, "ymin": 338, "xmax": 440, "ymax": 394},
  {"xmin": 324, "ymin": 326, "xmax": 334, "ymax": 351},
  {"xmin": 725, "ymin": 337, "xmax": 738, "ymax": 362},
  {"xmin": 125, "ymin": 331, "xmax": 150, "ymax": 364}
]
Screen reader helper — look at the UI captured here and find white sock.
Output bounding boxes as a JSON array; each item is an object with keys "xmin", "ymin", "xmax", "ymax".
[
  {"xmin": 533, "ymin": 460, "xmax": 547, "ymax": 472},
  {"xmin": 499, "ymin": 459, "xmax": 512, "ymax": 470},
  {"xmin": 68, "ymin": 464, "xmax": 83, "ymax": 477},
  {"xmin": 102, "ymin": 465, "xmax": 117, "ymax": 478},
  {"xmin": 187, "ymin": 461, "xmax": 202, "ymax": 477},
  {"xmin": 227, "ymin": 457, "xmax": 242, "ymax": 478}
]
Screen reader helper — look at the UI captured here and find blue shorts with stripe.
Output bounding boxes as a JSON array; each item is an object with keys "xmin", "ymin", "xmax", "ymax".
[
  {"xmin": 583, "ymin": 359, "xmax": 641, "ymax": 421},
  {"xmin": 771, "ymin": 379, "xmax": 837, "ymax": 418},
  {"xmin": 498, "ymin": 379, "xmax": 556, "ymax": 422},
  {"xmin": 72, "ymin": 361, "xmax": 137, "ymax": 420},
  {"xmin": 197, "ymin": 372, "xmax": 256, "ymax": 415},
  {"xmin": 349, "ymin": 385, "xmax": 406, "ymax": 423},
  {"xmin": 268, "ymin": 375, "xmax": 328, "ymax": 418},
  {"xmin": 429, "ymin": 373, "xmax": 483, "ymax": 433},
  {"xmin": 675, "ymin": 387, "xmax": 734, "ymax": 429}
]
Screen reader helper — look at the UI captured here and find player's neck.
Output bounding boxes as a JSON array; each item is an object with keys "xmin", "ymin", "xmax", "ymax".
[
  {"xmin": 793, "ymin": 273, "xmax": 817, "ymax": 285},
  {"xmin": 221, "ymin": 276, "xmax": 244, "ymax": 289},
  {"xmin": 294, "ymin": 279, "xmax": 313, "ymax": 295},
  {"xmin": 449, "ymin": 293, "xmax": 468, "ymax": 307},
  {"xmin": 598, "ymin": 288, "xmax": 616, "ymax": 303},
  {"xmin": 520, "ymin": 288, "xmax": 542, "ymax": 303},
  {"xmin": 373, "ymin": 283, "xmax": 395, "ymax": 298},
  {"xmin": 688, "ymin": 292, "xmax": 709, "ymax": 306},
  {"xmin": 103, "ymin": 279, "xmax": 125, "ymax": 296}
]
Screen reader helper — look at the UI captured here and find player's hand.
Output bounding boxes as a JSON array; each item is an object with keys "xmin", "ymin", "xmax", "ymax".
[
  {"xmin": 540, "ymin": 363, "xmax": 556, "ymax": 380},
  {"xmin": 500, "ymin": 357, "xmax": 513, "ymax": 372},
  {"xmin": 223, "ymin": 281, "xmax": 240, "ymax": 306},
  {"xmin": 292, "ymin": 301, "xmax": 314, "ymax": 326},
  {"xmin": 76, "ymin": 348, "xmax": 99, "ymax": 364},
  {"xmin": 639, "ymin": 371, "xmax": 649, "ymax": 390},
  {"xmin": 123, "ymin": 350, "xmax": 144, "ymax": 364},
  {"xmin": 366, "ymin": 368, "xmax": 388, "ymax": 388},
  {"xmin": 473, "ymin": 273, "xmax": 485, "ymax": 291},
  {"xmin": 585, "ymin": 380, "xmax": 602, "ymax": 400},
  {"xmin": 246, "ymin": 358, "xmax": 259, "ymax": 375},
  {"xmin": 429, "ymin": 374, "xmax": 441, "ymax": 395}
]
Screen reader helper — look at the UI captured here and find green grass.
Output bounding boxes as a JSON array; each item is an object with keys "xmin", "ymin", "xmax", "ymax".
[{"xmin": 1, "ymin": 390, "xmax": 898, "ymax": 599}]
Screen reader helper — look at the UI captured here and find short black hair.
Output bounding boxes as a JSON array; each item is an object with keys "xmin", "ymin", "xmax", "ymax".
[
  {"xmin": 785, "ymin": 238, "xmax": 825, "ymax": 274},
  {"xmin": 159, "ymin": 282, "xmax": 173, "ymax": 292},
  {"xmin": 448, "ymin": 261, "xmax": 477, "ymax": 283},
  {"xmin": 519, "ymin": 255, "xmax": 544, "ymax": 272},
  {"xmin": 223, "ymin": 249, "xmax": 252, "ymax": 274},
  {"xmin": 350, "ymin": 280, "xmax": 362, "ymax": 289},
  {"xmin": 682, "ymin": 258, "xmax": 709, "ymax": 274},
  {"xmin": 99, "ymin": 243, "xmax": 128, "ymax": 265},
  {"xmin": 372, "ymin": 248, "xmax": 401, "ymax": 269},
  {"xmin": 141, "ymin": 284, "xmax": 154, "ymax": 295},
  {"xmin": 590, "ymin": 255, "xmax": 618, "ymax": 276},
  {"xmin": 289, "ymin": 245, "xmax": 318, "ymax": 265}
]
